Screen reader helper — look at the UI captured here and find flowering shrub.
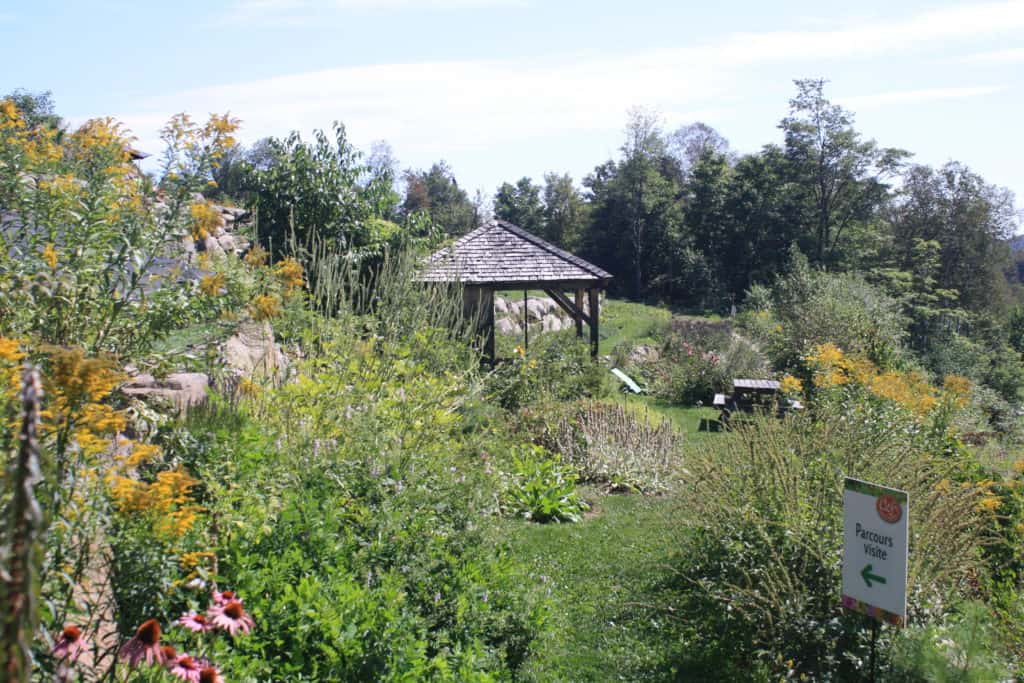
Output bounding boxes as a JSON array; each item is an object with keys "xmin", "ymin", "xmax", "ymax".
[
  {"xmin": 248, "ymin": 294, "xmax": 281, "ymax": 321},
  {"xmin": 645, "ymin": 317, "xmax": 767, "ymax": 406},
  {"xmin": 274, "ymin": 257, "xmax": 305, "ymax": 294},
  {"xmin": 0, "ymin": 98, "xmax": 238, "ymax": 357},
  {"xmin": 651, "ymin": 339, "xmax": 724, "ymax": 404},
  {"xmin": 805, "ymin": 342, "xmax": 970, "ymax": 419}
]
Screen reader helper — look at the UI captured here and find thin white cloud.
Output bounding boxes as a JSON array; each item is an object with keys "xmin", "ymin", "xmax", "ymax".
[
  {"xmin": 219, "ymin": 0, "xmax": 525, "ymax": 25},
  {"xmin": 114, "ymin": 1, "xmax": 1024, "ymax": 176},
  {"xmin": 954, "ymin": 47, "xmax": 1024, "ymax": 64},
  {"xmin": 840, "ymin": 86, "xmax": 1008, "ymax": 109},
  {"xmin": 705, "ymin": 1, "xmax": 1024, "ymax": 66}
]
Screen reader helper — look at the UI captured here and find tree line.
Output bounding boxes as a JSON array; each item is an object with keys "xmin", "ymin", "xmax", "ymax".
[{"xmin": 12, "ymin": 80, "xmax": 1020, "ymax": 388}]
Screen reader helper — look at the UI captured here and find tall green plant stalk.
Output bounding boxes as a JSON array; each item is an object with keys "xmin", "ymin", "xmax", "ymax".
[
  {"xmin": 298, "ymin": 225, "xmax": 480, "ymax": 355},
  {"xmin": 2, "ymin": 367, "xmax": 44, "ymax": 682}
]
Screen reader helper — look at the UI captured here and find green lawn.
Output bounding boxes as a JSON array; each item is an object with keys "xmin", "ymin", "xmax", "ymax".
[
  {"xmin": 621, "ymin": 395, "xmax": 719, "ymax": 433},
  {"xmin": 598, "ymin": 299, "xmax": 671, "ymax": 356},
  {"xmin": 495, "ymin": 490, "xmax": 694, "ymax": 682}
]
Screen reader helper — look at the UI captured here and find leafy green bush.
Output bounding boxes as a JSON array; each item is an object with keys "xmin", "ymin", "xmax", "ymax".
[
  {"xmin": 739, "ymin": 248, "xmax": 908, "ymax": 372},
  {"xmin": 486, "ymin": 332, "xmax": 608, "ymax": 410},
  {"xmin": 501, "ymin": 445, "xmax": 587, "ymax": 523},
  {"xmin": 160, "ymin": 337, "xmax": 543, "ymax": 680},
  {"xmin": 889, "ymin": 601, "xmax": 1013, "ymax": 682}
]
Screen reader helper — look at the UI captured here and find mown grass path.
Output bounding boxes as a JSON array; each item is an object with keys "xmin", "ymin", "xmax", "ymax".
[{"xmin": 494, "ymin": 490, "xmax": 694, "ymax": 682}]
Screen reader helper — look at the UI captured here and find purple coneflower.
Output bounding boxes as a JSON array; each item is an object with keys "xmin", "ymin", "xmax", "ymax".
[
  {"xmin": 161, "ymin": 644, "xmax": 178, "ymax": 667},
  {"xmin": 198, "ymin": 665, "xmax": 224, "ymax": 683},
  {"xmin": 119, "ymin": 619, "xmax": 166, "ymax": 667},
  {"xmin": 211, "ymin": 590, "xmax": 238, "ymax": 606},
  {"xmin": 52, "ymin": 625, "xmax": 88, "ymax": 662},
  {"xmin": 178, "ymin": 612, "xmax": 213, "ymax": 632},
  {"xmin": 170, "ymin": 654, "xmax": 204, "ymax": 682},
  {"xmin": 208, "ymin": 599, "xmax": 255, "ymax": 636}
]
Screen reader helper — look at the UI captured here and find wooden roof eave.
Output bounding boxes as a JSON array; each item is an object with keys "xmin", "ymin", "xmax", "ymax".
[{"xmin": 419, "ymin": 277, "xmax": 611, "ymax": 290}]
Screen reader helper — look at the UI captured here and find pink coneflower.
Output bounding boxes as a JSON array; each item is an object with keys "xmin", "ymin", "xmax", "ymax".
[
  {"xmin": 119, "ymin": 619, "xmax": 166, "ymax": 667},
  {"xmin": 178, "ymin": 612, "xmax": 213, "ymax": 632},
  {"xmin": 170, "ymin": 654, "xmax": 204, "ymax": 682},
  {"xmin": 52, "ymin": 625, "xmax": 88, "ymax": 661},
  {"xmin": 208, "ymin": 599, "xmax": 254, "ymax": 636},
  {"xmin": 198, "ymin": 665, "xmax": 224, "ymax": 683},
  {"xmin": 162, "ymin": 645, "xmax": 179, "ymax": 669},
  {"xmin": 211, "ymin": 590, "xmax": 238, "ymax": 606}
]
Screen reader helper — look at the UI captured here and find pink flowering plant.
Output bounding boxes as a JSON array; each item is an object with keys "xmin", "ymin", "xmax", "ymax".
[{"xmin": 98, "ymin": 588, "xmax": 254, "ymax": 681}]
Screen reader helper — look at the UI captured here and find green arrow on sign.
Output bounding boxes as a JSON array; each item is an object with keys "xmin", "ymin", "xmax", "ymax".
[{"xmin": 861, "ymin": 564, "xmax": 887, "ymax": 588}]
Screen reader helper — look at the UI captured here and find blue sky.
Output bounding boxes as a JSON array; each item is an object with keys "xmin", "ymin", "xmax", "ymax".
[{"xmin": 2, "ymin": 0, "xmax": 1023, "ymax": 208}]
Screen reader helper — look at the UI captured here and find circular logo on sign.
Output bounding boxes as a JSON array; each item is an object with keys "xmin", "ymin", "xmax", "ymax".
[{"xmin": 876, "ymin": 494, "xmax": 902, "ymax": 524}]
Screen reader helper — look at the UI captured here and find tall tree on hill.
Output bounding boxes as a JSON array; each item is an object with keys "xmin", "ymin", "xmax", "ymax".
[
  {"xmin": 669, "ymin": 121, "xmax": 730, "ymax": 175},
  {"xmin": 542, "ymin": 172, "xmax": 588, "ymax": 250},
  {"xmin": 493, "ymin": 177, "xmax": 544, "ymax": 234},
  {"xmin": 2, "ymin": 89, "xmax": 63, "ymax": 133},
  {"xmin": 250, "ymin": 124, "xmax": 372, "ymax": 256},
  {"xmin": 364, "ymin": 140, "xmax": 402, "ymax": 221},
  {"xmin": 402, "ymin": 161, "xmax": 476, "ymax": 235},
  {"xmin": 717, "ymin": 146, "xmax": 807, "ymax": 296},
  {"xmin": 888, "ymin": 162, "xmax": 1019, "ymax": 314},
  {"xmin": 780, "ymin": 78, "xmax": 907, "ymax": 265},
  {"xmin": 583, "ymin": 109, "xmax": 684, "ymax": 299}
]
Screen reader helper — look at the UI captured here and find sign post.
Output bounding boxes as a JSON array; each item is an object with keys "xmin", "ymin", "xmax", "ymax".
[{"xmin": 841, "ymin": 477, "xmax": 908, "ymax": 628}]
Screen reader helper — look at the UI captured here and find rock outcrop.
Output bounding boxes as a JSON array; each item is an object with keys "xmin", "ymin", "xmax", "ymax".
[
  {"xmin": 222, "ymin": 320, "xmax": 288, "ymax": 380},
  {"xmin": 121, "ymin": 372, "xmax": 209, "ymax": 412}
]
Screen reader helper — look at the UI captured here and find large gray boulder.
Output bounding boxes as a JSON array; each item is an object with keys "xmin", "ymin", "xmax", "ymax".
[
  {"xmin": 495, "ymin": 318, "xmax": 520, "ymax": 335},
  {"xmin": 525, "ymin": 298, "xmax": 549, "ymax": 322},
  {"xmin": 542, "ymin": 314, "xmax": 563, "ymax": 332},
  {"xmin": 222, "ymin": 320, "xmax": 287, "ymax": 379},
  {"xmin": 122, "ymin": 372, "xmax": 209, "ymax": 412}
]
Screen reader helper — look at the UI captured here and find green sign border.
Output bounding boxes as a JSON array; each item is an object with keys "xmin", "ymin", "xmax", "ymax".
[
  {"xmin": 842, "ymin": 476, "xmax": 909, "ymax": 627},
  {"xmin": 844, "ymin": 477, "xmax": 908, "ymax": 503}
]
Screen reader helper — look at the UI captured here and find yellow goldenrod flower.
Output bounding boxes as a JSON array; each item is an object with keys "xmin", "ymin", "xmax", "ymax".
[
  {"xmin": 189, "ymin": 201, "xmax": 221, "ymax": 242},
  {"xmin": 250, "ymin": 294, "xmax": 281, "ymax": 321},
  {"xmin": 779, "ymin": 374, "xmax": 803, "ymax": 395},
  {"xmin": 0, "ymin": 337, "xmax": 26, "ymax": 363},
  {"xmin": 237, "ymin": 377, "xmax": 260, "ymax": 397},
  {"xmin": 977, "ymin": 496, "xmax": 1001, "ymax": 512},
  {"xmin": 275, "ymin": 257, "xmax": 305, "ymax": 293},
  {"xmin": 199, "ymin": 273, "xmax": 225, "ymax": 297},
  {"xmin": 42, "ymin": 243, "xmax": 59, "ymax": 268},
  {"xmin": 244, "ymin": 245, "xmax": 269, "ymax": 267}
]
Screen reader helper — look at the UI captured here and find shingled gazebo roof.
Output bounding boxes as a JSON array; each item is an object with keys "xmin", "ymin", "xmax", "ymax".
[{"xmin": 420, "ymin": 219, "xmax": 611, "ymax": 288}]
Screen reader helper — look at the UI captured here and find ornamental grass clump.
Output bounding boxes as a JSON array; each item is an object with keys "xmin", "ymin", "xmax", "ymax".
[
  {"xmin": 531, "ymin": 400, "xmax": 684, "ymax": 493},
  {"xmin": 673, "ymin": 400, "xmax": 987, "ymax": 680}
]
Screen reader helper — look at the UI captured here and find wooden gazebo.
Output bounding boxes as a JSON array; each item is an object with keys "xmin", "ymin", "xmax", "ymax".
[{"xmin": 420, "ymin": 219, "xmax": 612, "ymax": 360}]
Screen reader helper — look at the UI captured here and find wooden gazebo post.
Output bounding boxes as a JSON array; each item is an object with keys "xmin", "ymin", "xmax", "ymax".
[{"xmin": 588, "ymin": 288, "xmax": 600, "ymax": 357}]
